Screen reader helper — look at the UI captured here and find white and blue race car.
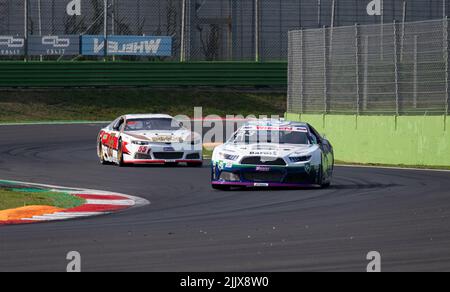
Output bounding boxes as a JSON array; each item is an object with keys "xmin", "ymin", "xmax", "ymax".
[
  {"xmin": 211, "ymin": 120, "xmax": 334, "ymax": 190},
  {"xmin": 97, "ymin": 114, "xmax": 203, "ymax": 167}
]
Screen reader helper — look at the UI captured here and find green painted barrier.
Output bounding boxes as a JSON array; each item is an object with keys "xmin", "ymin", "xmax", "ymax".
[
  {"xmin": 286, "ymin": 113, "xmax": 450, "ymax": 167},
  {"xmin": 0, "ymin": 62, "xmax": 287, "ymax": 87}
]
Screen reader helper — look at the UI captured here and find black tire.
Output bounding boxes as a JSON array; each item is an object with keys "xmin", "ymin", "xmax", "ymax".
[
  {"xmin": 166, "ymin": 162, "xmax": 179, "ymax": 167},
  {"xmin": 212, "ymin": 184, "xmax": 231, "ymax": 191},
  {"xmin": 117, "ymin": 139, "xmax": 125, "ymax": 167},
  {"xmin": 187, "ymin": 161, "xmax": 203, "ymax": 168},
  {"xmin": 319, "ymin": 160, "xmax": 331, "ymax": 189},
  {"xmin": 98, "ymin": 142, "xmax": 107, "ymax": 165}
]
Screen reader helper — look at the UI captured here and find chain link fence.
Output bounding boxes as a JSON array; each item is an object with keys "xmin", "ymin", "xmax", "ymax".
[
  {"xmin": 288, "ymin": 19, "xmax": 450, "ymax": 115},
  {"xmin": 1, "ymin": 0, "xmax": 450, "ymax": 61}
]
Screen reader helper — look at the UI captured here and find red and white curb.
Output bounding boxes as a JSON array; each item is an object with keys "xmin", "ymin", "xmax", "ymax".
[{"xmin": 0, "ymin": 180, "xmax": 149, "ymax": 225}]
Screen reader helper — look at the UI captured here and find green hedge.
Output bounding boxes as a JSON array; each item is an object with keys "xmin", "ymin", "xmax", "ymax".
[{"xmin": 0, "ymin": 62, "xmax": 287, "ymax": 87}]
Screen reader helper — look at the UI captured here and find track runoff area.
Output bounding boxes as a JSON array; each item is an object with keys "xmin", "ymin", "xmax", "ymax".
[{"xmin": 1, "ymin": 112, "xmax": 450, "ymax": 278}]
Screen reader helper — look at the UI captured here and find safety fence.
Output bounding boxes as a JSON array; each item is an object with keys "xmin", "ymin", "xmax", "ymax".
[
  {"xmin": 287, "ymin": 18, "xmax": 450, "ymax": 115},
  {"xmin": 1, "ymin": 0, "xmax": 450, "ymax": 62}
]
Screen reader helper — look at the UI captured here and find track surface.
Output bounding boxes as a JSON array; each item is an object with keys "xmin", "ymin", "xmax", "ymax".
[{"xmin": 0, "ymin": 124, "xmax": 450, "ymax": 272}]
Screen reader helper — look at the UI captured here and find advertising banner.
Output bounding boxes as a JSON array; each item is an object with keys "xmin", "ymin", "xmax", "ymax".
[
  {"xmin": 0, "ymin": 36, "xmax": 25, "ymax": 56},
  {"xmin": 81, "ymin": 35, "xmax": 172, "ymax": 56},
  {"xmin": 28, "ymin": 35, "xmax": 80, "ymax": 56}
]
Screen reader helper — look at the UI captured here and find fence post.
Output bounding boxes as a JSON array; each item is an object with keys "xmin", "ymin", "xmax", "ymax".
[
  {"xmin": 363, "ymin": 35, "xmax": 369, "ymax": 112},
  {"xmin": 104, "ymin": 0, "xmax": 108, "ymax": 61},
  {"xmin": 180, "ymin": 0, "xmax": 187, "ymax": 62},
  {"xmin": 413, "ymin": 35, "xmax": 418, "ymax": 109},
  {"xmin": 24, "ymin": 0, "xmax": 28, "ymax": 62},
  {"xmin": 444, "ymin": 17, "xmax": 449, "ymax": 116},
  {"xmin": 444, "ymin": 0, "xmax": 448, "ymax": 18},
  {"xmin": 300, "ymin": 28, "xmax": 305, "ymax": 114},
  {"xmin": 323, "ymin": 26, "xmax": 328, "ymax": 114},
  {"xmin": 400, "ymin": 0, "xmax": 407, "ymax": 62},
  {"xmin": 255, "ymin": 0, "xmax": 260, "ymax": 62},
  {"xmin": 380, "ymin": 0, "xmax": 384, "ymax": 61},
  {"xmin": 355, "ymin": 23, "xmax": 361, "ymax": 116},
  {"xmin": 394, "ymin": 21, "xmax": 400, "ymax": 116}
]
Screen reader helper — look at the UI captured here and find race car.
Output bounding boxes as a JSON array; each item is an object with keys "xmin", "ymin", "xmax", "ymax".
[
  {"xmin": 97, "ymin": 114, "xmax": 203, "ymax": 167},
  {"xmin": 211, "ymin": 120, "xmax": 334, "ymax": 190}
]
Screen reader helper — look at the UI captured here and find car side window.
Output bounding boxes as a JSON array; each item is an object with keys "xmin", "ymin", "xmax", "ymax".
[
  {"xmin": 113, "ymin": 118, "xmax": 125, "ymax": 131},
  {"xmin": 308, "ymin": 125, "xmax": 322, "ymax": 145}
]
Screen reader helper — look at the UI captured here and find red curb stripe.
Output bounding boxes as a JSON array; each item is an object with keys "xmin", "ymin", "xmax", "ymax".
[
  {"xmin": 75, "ymin": 194, "xmax": 128, "ymax": 200},
  {"xmin": 64, "ymin": 204, "xmax": 129, "ymax": 213},
  {"xmin": 0, "ymin": 220, "xmax": 35, "ymax": 225}
]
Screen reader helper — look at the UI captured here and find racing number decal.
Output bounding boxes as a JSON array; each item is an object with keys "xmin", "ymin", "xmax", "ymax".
[{"xmin": 138, "ymin": 146, "xmax": 149, "ymax": 153}]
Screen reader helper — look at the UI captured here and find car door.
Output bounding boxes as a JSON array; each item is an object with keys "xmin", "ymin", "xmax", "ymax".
[
  {"xmin": 109, "ymin": 117, "xmax": 125, "ymax": 160},
  {"xmin": 308, "ymin": 125, "xmax": 333, "ymax": 178}
]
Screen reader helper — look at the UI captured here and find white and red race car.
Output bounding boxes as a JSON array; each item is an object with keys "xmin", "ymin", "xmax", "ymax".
[{"xmin": 97, "ymin": 114, "xmax": 203, "ymax": 167}]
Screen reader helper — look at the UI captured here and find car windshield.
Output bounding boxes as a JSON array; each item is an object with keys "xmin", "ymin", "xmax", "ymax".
[
  {"xmin": 230, "ymin": 127, "xmax": 311, "ymax": 145},
  {"xmin": 124, "ymin": 118, "xmax": 182, "ymax": 132}
]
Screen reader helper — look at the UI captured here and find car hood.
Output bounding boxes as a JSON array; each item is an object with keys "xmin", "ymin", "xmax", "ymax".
[
  {"xmin": 124, "ymin": 130, "xmax": 194, "ymax": 143},
  {"xmin": 219, "ymin": 143, "xmax": 318, "ymax": 157}
]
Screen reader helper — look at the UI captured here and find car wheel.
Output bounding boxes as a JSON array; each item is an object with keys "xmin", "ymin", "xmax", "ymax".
[
  {"xmin": 187, "ymin": 161, "xmax": 203, "ymax": 168},
  {"xmin": 117, "ymin": 139, "xmax": 125, "ymax": 167},
  {"xmin": 212, "ymin": 184, "xmax": 231, "ymax": 191},
  {"xmin": 319, "ymin": 161, "xmax": 331, "ymax": 189},
  {"xmin": 98, "ymin": 141, "xmax": 110, "ymax": 165}
]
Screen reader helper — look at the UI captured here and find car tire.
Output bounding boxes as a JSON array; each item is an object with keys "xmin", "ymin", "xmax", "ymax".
[
  {"xmin": 117, "ymin": 139, "xmax": 125, "ymax": 167},
  {"xmin": 212, "ymin": 184, "xmax": 231, "ymax": 191},
  {"xmin": 187, "ymin": 161, "xmax": 203, "ymax": 168},
  {"xmin": 319, "ymin": 161, "xmax": 331, "ymax": 189},
  {"xmin": 98, "ymin": 142, "xmax": 106, "ymax": 165}
]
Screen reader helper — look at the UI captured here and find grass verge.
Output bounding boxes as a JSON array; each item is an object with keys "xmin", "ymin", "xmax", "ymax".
[
  {"xmin": 0, "ymin": 188, "xmax": 85, "ymax": 211},
  {"xmin": 0, "ymin": 88, "xmax": 286, "ymax": 123},
  {"xmin": 335, "ymin": 161, "xmax": 450, "ymax": 171}
]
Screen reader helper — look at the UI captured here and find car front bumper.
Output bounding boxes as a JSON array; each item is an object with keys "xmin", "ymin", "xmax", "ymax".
[{"xmin": 211, "ymin": 162, "xmax": 320, "ymax": 187}]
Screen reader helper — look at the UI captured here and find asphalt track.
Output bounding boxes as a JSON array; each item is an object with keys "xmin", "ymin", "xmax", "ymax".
[{"xmin": 0, "ymin": 124, "xmax": 450, "ymax": 272}]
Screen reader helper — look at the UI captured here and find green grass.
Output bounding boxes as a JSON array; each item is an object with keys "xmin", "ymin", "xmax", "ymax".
[
  {"xmin": 0, "ymin": 188, "xmax": 85, "ymax": 211},
  {"xmin": 0, "ymin": 89, "xmax": 286, "ymax": 123},
  {"xmin": 335, "ymin": 161, "xmax": 450, "ymax": 171}
]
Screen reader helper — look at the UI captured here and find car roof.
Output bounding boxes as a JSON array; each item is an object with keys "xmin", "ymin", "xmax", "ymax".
[
  {"xmin": 123, "ymin": 114, "xmax": 174, "ymax": 120},
  {"xmin": 243, "ymin": 119, "xmax": 309, "ymax": 128}
]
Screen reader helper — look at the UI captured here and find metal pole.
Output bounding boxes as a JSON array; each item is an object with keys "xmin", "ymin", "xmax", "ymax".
[
  {"xmin": 287, "ymin": 31, "xmax": 293, "ymax": 113},
  {"xmin": 400, "ymin": 0, "xmax": 407, "ymax": 62},
  {"xmin": 413, "ymin": 35, "xmax": 418, "ymax": 109},
  {"xmin": 255, "ymin": 0, "xmax": 260, "ymax": 62},
  {"xmin": 363, "ymin": 35, "xmax": 369, "ymax": 111},
  {"xmin": 355, "ymin": 23, "xmax": 361, "ymax": 115},
  {"xmin": 444, "ymin": 17, "xmax": 449, "ymax": 115},
  {"xmin": 317, "ymin": 0, "xmax": 321, "ymax": 27},
  {"xmin": 180, "ymin": 0, "xmax": 186, "ymax": 62},
  {"xmin": 444, "ymin": 0, "xmax": 447, "ymax": 19},
  {"xmin": 104, "ymin": 0, "xmax": 108, "ymax": 61},
  {"xmin": 24, "ymin": 0, "xmax": 28, "ymax": 62},
  {"xmin": 38, "ymin": 0, "xmax": 43, "ymax": 61},
  {"xmin": 111, "ymin": 0, "xmax": 115, "ymax": 61},
  {"xmin": 329, "ymin": 0, "xmax": 336, "ymax": 58},
  {"xmin": 300, "ymin": 28, "xmax": 305, "ymax": 113},
  {"xmin": 394, "ymin": 21, "xmax": 400, "ymax": 116},
  {"xmin": 323, "ymin": 26, "xmax": 328, "ymax": 114},
  {"xmin": 380, "ymin": 0, "xmax": 384, "ymax": 61}
]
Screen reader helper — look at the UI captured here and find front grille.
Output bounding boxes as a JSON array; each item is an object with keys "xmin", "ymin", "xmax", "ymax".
[
  {"xmin": 242, "ymin": 172, "xmax": 284, "ymax": 182},
  {"xmin": 240, "ymin": 156, "xmax": 286, "ymax": 166},
  {"xmin": 153, "ymin": 152, "xmax": 184, "ymax": 160},
  {"xmin": 135, "ymin": 153, "xmax": 152, "ymax": 160},
  {"xmin": 186, "ymin": 153, "xmax": 201, "ymax": 160}
]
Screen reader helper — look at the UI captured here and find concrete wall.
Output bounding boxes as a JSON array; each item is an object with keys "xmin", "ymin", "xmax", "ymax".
[{"xmin": 286, "ymin": 113, "xmax": 450, "ymax": 167}]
